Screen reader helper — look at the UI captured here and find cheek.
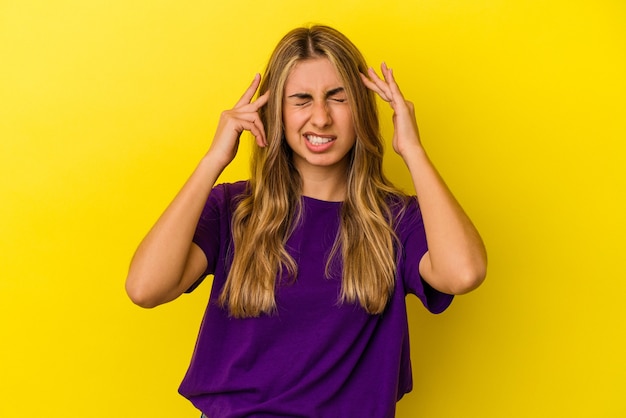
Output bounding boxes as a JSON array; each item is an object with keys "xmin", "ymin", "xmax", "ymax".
[
  {"xmin": 282, "ymin": 113, "xmax": 299, "ymax": 143},
  {"xmin": 338, "ymin": 109, "xmax": 356, "ymax": 134},
  {"xmin": 283, "ymin": 110, "xmax": 302, "ymax": 131}
]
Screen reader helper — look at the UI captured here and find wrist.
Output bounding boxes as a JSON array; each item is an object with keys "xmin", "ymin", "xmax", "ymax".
[
  {"xmin": 197, "ymin": 152, "xmax": 227, "ymax": 182},
  {"xmin": 399, "ymin": 143, "xmax": 427, "ymax": 164},
  {"xmin": 201, "ymin": 149, "xmax": 230, "ymax": 172}
]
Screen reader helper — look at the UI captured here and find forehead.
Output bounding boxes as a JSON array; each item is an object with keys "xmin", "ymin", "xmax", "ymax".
[{"xmin": 284, "ymin": 58, "xmax": 344, "ymax": 93}]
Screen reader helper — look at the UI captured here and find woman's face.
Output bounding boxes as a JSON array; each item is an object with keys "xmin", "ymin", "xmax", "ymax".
[{"xmin": 282, "ymin": 58, "xmax": 356, "ymax": 175}]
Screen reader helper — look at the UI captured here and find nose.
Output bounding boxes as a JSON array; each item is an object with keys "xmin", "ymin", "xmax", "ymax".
[{"xmin": 310, "ymin": 100, "xmax": 332, "ymax": 128}]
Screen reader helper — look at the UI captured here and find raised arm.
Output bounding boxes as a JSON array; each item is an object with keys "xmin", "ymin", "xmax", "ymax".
[
  {"xmin": 361, "ymin": 64, "xmax": 487, "ymax": 295},
  {"xmin": 125, "ymin": 74, "xmax": 269, "ymax": 308}
]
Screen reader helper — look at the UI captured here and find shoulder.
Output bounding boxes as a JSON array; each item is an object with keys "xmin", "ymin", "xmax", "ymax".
[
  {"xmin": 198, "ymin": 181, "xmax": 250, "ymax": 221},
  {"xmin": 208, "ymin": 180, "xmax": 250, "ymax": 206},
  {"xmin": 212, "ymin": 180, "xmax": 249, "ymax": 199},
  {"xmin": 386, "ymin": 193, "xmax": 421, "ymax": 229}
]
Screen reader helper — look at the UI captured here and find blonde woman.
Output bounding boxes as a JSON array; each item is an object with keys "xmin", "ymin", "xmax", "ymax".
[{"xmin": 126, "ymin": 25, "xmax": 487, "ymax": 417}]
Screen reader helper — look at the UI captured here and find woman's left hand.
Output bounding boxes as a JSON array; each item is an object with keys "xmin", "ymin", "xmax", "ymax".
[
  {"xmin": 360, "ymin": 63, "xmax": 422, "ymax": 159},
  {"xmin": 362, "ymin": 63, "xmax": 487, "ymax": 295}
]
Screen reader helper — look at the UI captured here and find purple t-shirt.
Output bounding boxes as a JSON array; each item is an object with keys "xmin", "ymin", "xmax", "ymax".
[{"xmin": 179, "ymin": 181, "xmax": 453, "ymax": 417}]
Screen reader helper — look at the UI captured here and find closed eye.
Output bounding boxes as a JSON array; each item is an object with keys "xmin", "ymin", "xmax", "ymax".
[
  {"xmin": 286, "ymin": 87, "xmax": 347, "ymax": 105},
  {"xmin": 287, "ymin": 93, "xmax": 312, "ymax": 107},
  {"xmin": 327, "ymin": 87, "xmax": 347, "ymax": 103}
]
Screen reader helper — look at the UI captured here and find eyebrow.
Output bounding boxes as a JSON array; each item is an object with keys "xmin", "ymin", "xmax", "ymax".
[{"xmin": 287, "ymin": 87, "xmax": 346, "ymax": 100}]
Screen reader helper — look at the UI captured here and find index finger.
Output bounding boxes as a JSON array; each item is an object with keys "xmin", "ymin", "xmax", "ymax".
[
  {"xmin": 380, "ymin": 63, "xmax": 406, "ymax": 101},
  {"xmin": 234, "ymin": 73, "xmax": 262, "ymax": 108},
  {"xmin": 360, "ymin": 71, "xmax": 390, "ymax": 102},
  {"xmin": 251, "ymin": 90, "xmax": 270, "ymax": 110}
]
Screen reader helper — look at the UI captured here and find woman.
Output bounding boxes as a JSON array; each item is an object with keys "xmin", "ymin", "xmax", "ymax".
[{"xmin": 126, "ymin": 25, "xmax": 486, "ymax": 417}]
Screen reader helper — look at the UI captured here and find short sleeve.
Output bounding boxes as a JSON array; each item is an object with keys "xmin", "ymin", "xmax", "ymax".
[
  {"xmin": 397, "ymin": 197, "xmax": 454, "ymax": 314},
  {"xmin": 186, "ymin": 181, "xmax": 247, "ymax": 293}
]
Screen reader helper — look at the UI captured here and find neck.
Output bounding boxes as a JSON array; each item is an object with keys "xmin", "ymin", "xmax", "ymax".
[{"xmin": 298, "ymin": 165, "xmax": 348, "ymax": 202}]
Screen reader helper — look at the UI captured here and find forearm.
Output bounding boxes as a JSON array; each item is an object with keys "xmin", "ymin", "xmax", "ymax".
[
  {"xmin": 360, "ymin": 63, "xmax": 486, "ymax": 293},
  {"xmin": 403, "ymin": 145, "xmax": 487, "ymax": 294},
  {"xmin": 125, "ymin": 153, "xmax": 223, "ymax": 307},
  {"xmin": 125, "ymin": 74, "xmax": 269, "ymax": 307}
]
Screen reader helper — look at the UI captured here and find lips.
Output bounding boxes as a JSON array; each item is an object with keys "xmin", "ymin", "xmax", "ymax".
[
  {"xmin": 302, "ymin": 133, "xmax": 337, "ymax": 153},
  {"xmin": 306, "ymin": 134, "xmax": 334, "ymax": 145}
]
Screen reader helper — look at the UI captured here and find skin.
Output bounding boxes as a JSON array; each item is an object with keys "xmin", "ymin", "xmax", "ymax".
[
  {"xmin": 125, "ymin": 75, "xmax": 269, "ymax": 308},
  {"xmin": 126, "ymin": 60, "xmax": 486, "ymax": 308},
  {"xmin": 361, "ymin": 63, "xmax": 487, "ymax": 294},
  {"xmin": 283, "ymin": 59, "xmax": 356, "ymax": 201}
]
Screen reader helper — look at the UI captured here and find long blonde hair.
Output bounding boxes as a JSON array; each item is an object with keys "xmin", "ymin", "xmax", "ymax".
[{"xmin": 219, "ymin": 25, "xmax": 407, "ymax": 317}]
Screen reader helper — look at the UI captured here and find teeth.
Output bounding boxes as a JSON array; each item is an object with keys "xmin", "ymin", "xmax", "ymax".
[{"xmin": 307, "ymin": 135, "xmax": 333, "ymax": 145}]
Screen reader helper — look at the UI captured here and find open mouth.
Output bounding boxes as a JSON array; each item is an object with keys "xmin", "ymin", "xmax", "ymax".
[{"xmin": 305, "ymin": 134, "xmax": 335, "ymax": 145}]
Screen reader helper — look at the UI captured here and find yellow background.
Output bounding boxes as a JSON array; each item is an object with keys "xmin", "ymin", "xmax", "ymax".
[{"xmin": 1, "ymin": 0, "xmax": 625, "ymax": 416}]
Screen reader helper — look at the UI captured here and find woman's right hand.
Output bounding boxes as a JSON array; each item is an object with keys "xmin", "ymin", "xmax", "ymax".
[
  {"xmin": 207, "ymin": 73, "xmax": 270, "ymax": 169},
  {"xmin": 126, "ymin": 75, "xmax": 269, "ymax": 308}
]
